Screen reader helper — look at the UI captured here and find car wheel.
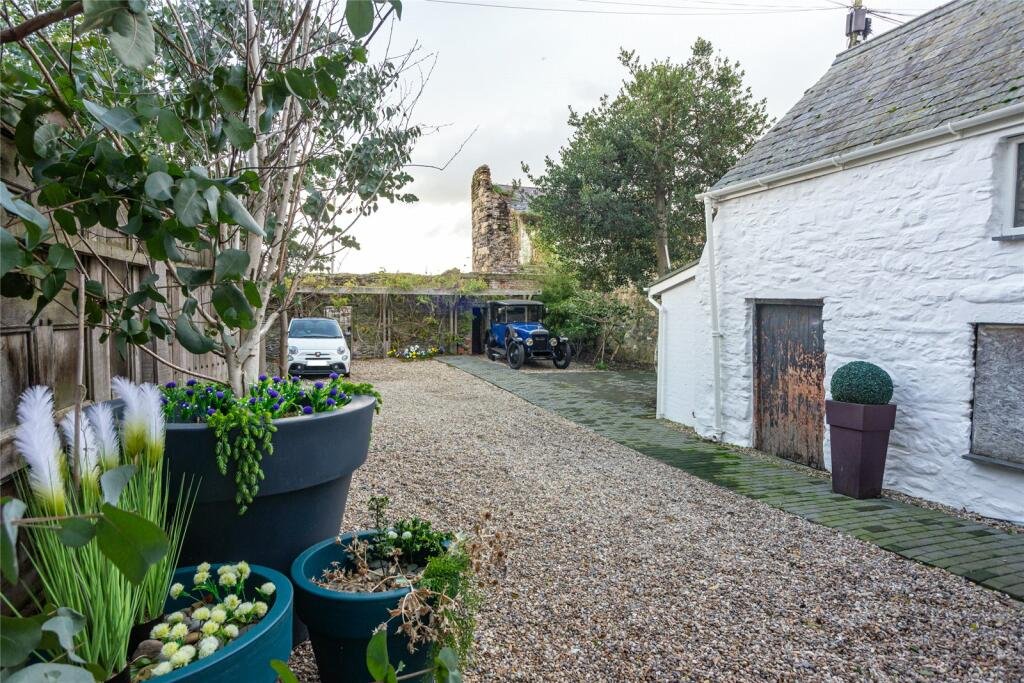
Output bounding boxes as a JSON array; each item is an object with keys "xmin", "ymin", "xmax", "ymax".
[
  {"xmin": 507, "ymin": 342, "xmax": 525, "ymax": 370},
  {"xmin": 553, "ymin": 342, "xmax": 572, "ymax": 369}
]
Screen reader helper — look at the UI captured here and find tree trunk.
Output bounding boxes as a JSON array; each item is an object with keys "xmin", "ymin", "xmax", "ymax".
[{"xmin": 654, "ymin": 183, "xmax": 671, "ymax": 276}]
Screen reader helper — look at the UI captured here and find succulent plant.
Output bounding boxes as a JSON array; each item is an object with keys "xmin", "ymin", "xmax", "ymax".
[{"xmin": 830, "ymin": 361, "xmax": 893, "ymax": 405}]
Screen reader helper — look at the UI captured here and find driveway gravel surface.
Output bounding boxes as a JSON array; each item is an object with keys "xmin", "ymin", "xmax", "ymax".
[{"xmin": 289, "ymin": 360, "xmax": 1024, "ymax": 682}]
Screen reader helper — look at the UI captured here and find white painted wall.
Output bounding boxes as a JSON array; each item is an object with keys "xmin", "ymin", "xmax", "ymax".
[{"xmin": 657, "ymin": 125, "xmax": 1024, "ymax": 524}]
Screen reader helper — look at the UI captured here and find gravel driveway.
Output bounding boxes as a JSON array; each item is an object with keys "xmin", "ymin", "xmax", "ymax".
[{"xmin": 289, "ymin": 360, "xmax": 1024, "ymax": 681}]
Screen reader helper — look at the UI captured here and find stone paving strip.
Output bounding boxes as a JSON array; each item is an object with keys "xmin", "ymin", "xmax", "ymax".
[
  {"xmin": 289, "ymin": 360, "xmax": 1023, "ymax": 681},
  {"xmin": 442, "ymin": 355, "xmax": 1024, "ymax": 600}
]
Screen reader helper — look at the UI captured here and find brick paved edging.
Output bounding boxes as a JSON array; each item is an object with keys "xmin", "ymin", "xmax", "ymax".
[{"xmin": 440, "ymin": 356, "xmax": 1024, "ymax": 600}]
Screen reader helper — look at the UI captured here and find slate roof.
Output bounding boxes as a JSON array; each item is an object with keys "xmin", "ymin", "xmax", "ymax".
[
  {"xmin": 713, "ymin": 0, "xmax": 1024, "ymax": 190},
  {"xmin": 494, "ymin": 184, "xmax": 542, "ymax": 213}
]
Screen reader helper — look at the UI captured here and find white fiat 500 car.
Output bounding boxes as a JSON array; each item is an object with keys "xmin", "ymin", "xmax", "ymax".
[{"xmin": 286, "ymin": 317, "xmax": 351, "ymax": 377}]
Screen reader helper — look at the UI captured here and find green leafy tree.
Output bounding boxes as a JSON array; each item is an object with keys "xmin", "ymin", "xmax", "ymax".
[
  {"xmin": 526, "ymin": 40, "xmax": 769, "ymax": 288},
  {"xmin": 1, "ymin": 0, "xmax": 420, "ymax": 392}
]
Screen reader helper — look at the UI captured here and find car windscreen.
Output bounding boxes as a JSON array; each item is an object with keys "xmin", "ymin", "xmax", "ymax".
[
  {"xmin": 502, "ymin": 306, "xmax": 544, "ymax": 323},
  {"xmin": 289, "ymin": 319, "xmax": 342, "ymax": 338}
]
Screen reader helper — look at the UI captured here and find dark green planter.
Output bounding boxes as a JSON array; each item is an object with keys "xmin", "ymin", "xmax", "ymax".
[
  {"xmin": 291, "ymin": 533, "xmax": 431, "ymax": 682},
  {"xmin": 155, "ymin": 564, "xmax": 293, "ymax": 682}
]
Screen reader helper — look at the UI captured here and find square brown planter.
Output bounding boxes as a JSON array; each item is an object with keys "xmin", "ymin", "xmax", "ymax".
[{"xmin": 826, "ymin": 400, "xmax": 897, "ymax": 499}]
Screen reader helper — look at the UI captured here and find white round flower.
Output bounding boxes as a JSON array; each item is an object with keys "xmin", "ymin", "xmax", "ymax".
[
  {"xmin": 192, "ymin": 607, "xmax": 211, "ymax": 621},
  {"xmin": 169, "ymin": 623, "xmax": 189, "ymax": 640},
  {"xmin": 198, "ymin": 636, "xmax": 219, "ymax": 659},
  {"xmin": 166, "ymin": 611, "xmax": 185, "ymax": 624},
  {"xmin": 235, "ymin": 561, "xmax": 251, "ymax": 579},
  {"xmin": 216, "ymin": 564, "xmax": 233, "ymax": 575},
  {"xmin": 150, "ymin": 623, "xmax": 171, "ymax": 639},
  {"xmin": 218, "ymin": 571, "xmax": 237, "ymax": 588},
  {"xmin": 259, "ymin": 582, "xmax": 275, "ymax": 596},
  {"xmin": 401, "ymin": 531, "xmax": 412, "ymax": 540},
  {"xmin": 222, "ymin": 624, "xmax": 239, "ymax": 639},
  {"xmin": 152, "ymin": 662, "xmax": 173, "ymax": 676},
  {"xmin": 160, "ymin": 642, "xmax": 180, "ymax": 657},
  {"xmin": 193, "ymin": 571, "xmax": 210, "ymax": 585},
  {"xmin": 386, "ymin": 530, "xmax": 398, "ymax": 540},
  {"xmin": 222, "ymin": 595, "xmax": 241, "ymax": 610},
  {"xmin": 253, "ymin": 601, "xmax": 268, "ymax": 618},
  {"xmin": 169, "ymin": 645, "xmax": 195, "ymax": 668},
  {"xmin": 235, "ymin": 602, "xmax": 253, "ymax": 617},
  {"xmin": 209, "ymin": 607, "xmax": 227, "ymax": 624},
  {"xmin": 168, "ymin": 583, "xmax": 185, "ymax": 599},
  {"xmin": 197, "ymin": 562, "xmax": 211, "ymax": 573},
  {"xmin": 201, "ymin": 620, "xmax": 220, "ymax": 635}
]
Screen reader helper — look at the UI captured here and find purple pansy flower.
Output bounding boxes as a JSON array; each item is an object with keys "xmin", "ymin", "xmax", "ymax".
[
  {"xmin": 249, "ymin": 397, "xmax": 257, "ymax": 405},
  {"xmin": 186, "ymin": 379, "xmax": 198, "ymax": 387},
  {"xmin": 329, "ymin": 388, "xmax": 338, "ymax": 397},
  {"xmin": 185, "ymin": 389, "xmax": 194, "ymax": 397},
  {"xmin": 302, "ymin": 406, "xmax": 313, "ymax": 415},
  {"xmin": 259, "ymin": 374, "xmax": 268, "ymax": 382},
  {"xmin": 215, "ymin": 391, "xmax": 225, "ymax": 399},
  {"xmin": 268, "ymin": 389, "xmax": 279, "ymax": 399},
  {"xmin": 325, "ymin": 398, "xmax": 336, "ymax": 407},
  {"xmin": 165, "ymin": 381, "xmax": 177, "ymax": 389},
  {"xmin": 314, "ymin": 381, "xmax": 324, "ymax": 390},
  {"xmin": 272, "ymin": 376, "xmax": 281, "ymax": 384},
  {"xmin": 207, "ymin": 407, "xmax": 216, "ymax": 416},
  {"xmin": 329, "ymin": 372, "xmax": 339, "ymax": 380}
]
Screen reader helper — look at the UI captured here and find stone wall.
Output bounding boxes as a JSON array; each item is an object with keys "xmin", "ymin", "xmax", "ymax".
[
  {"xmin": 471, "ymin": 165, "xmax": 520, "ymax": 273},
  {"xmin": 657, "ymin": 126, "xmax": 1024, "ymax": 523}
]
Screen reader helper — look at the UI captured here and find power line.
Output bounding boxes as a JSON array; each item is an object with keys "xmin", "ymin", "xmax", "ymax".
[
  {"xmin": 576, "ymin": 0, "xmax": 836, "ymax": 10},
  {"xmin": 424, "ymin": 0, "xmax": 845, "ymax": 16}
]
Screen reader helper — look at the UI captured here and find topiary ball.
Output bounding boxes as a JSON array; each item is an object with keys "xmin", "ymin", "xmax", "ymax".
[{"xmin": 830, "ymin": 361, "xmax": 893, "ymax": 405}]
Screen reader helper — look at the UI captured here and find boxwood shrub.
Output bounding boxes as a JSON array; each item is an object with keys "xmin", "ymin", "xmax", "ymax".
[{"xmin": 830, "ymin": 361, "xmax": 893, "ymax": 405}]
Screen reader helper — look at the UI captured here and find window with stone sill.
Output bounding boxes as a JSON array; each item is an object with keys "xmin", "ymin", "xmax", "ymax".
[
  {"xmin": 969, "ymin": 324, "xmax": 1024, "ymax": 468},
  {"xmin": 1000, "ymin": 137, "xmax": 1024, "ymax": 238}
]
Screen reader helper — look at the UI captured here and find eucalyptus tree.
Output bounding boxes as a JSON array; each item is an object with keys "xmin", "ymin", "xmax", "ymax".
[
  {"xmin": 1, "ymin": 0, "xmax": 420, "ymax": 392},
  {"xmin": 526, "ymin": 40, "xmax": 769, "ymax": 288}
]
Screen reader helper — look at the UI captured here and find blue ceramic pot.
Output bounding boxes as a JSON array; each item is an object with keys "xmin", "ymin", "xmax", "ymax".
[
  {"xmin": 291, "ymin": 533, "xmax": 431, "ymax": 682},
  {"xmin": 153, "ymin": 564, "xmax": 293, "ymax": 682}
]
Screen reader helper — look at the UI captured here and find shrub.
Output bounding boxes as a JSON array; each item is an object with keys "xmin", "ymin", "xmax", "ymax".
[{"xmin": 830, "ymin": 361, "xmax": 893, "ymax": 405}]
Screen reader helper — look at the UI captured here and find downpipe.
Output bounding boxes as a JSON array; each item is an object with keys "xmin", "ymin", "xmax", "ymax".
[
  {"xmin": 645, "ymin": 291, "xmax": 665, "ymax": 419},
  {"xmin": 704, "ymin": 196, "xmax": 725, "ymax": 441}
]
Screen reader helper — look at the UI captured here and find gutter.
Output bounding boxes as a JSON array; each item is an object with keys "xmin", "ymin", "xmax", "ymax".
[
  {"xmin": 703, "ymin": 197, "xmax": 724, "ymax": 441},
  {"xmin": 698, "ymin": 102, "xmax": 1024, "ymax": 203},
  {"xmin": 645, "ymin": 290, "xmax": 666, "ymax": 420}
]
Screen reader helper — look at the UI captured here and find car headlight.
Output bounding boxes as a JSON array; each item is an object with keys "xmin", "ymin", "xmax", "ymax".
[
  {"xmin": 525, "ymin": 338, "xmax": 534, "ymax": 346},
  {"xmin": 339, "ymin": 347, "xmax": 350, "ymax": 360},
  {"xmin": 550, "ymin": 338, "xmax": 558, "ymax": 347},
  {"xmin": 288, "ymin": 346, "xmax": 298, "ymax": 355}
]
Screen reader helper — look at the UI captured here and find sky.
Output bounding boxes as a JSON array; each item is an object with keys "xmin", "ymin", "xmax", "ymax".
[{"xmin": 336, "ymin": 0, "xmax": 945, "ymax": 275}]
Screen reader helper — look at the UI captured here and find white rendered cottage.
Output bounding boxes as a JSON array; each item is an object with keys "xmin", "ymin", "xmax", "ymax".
[{"xmin": 648, "ymin": 0, "xmax": 1024, "ymax": 524}]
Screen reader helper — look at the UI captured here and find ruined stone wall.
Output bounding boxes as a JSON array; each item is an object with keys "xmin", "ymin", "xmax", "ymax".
[{"xmin": 471, "ymin": 165, "xmax": 520, "ymax": 273}]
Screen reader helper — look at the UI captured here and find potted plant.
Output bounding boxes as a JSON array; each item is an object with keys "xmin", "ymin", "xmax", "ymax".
[
  {"xmin": 127, "ymin": 561, "xmax": 292, "ymax": 682},
  {"xmin": 825, "ymin": 361, "xmax": 897, "ymax": 499},
  {"xmin": 159, "ymin": 374, "xmax": 381, "ymax": 587},
  {"xmin": 291, "ymin": 498, "xmax": 505, "ymax": 682}
]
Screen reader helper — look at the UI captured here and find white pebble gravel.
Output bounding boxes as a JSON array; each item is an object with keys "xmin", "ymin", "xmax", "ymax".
[{"xmin": 290, "ymin": 360, "xmax": 1024, "ymax": 681}]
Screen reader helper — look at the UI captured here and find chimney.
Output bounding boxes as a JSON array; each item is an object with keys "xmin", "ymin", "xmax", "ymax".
[{"xmin": 845, "ymin": 2, "xmax": 872, "ymax": 48}]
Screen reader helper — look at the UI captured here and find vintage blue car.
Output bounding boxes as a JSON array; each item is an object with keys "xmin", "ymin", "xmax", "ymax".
[{"xmin": 482, "ymin": 300, "xmax": 572, "ymax": 370}]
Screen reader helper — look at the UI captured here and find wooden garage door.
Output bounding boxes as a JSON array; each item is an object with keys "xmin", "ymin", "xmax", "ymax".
[{"xmin": 754, "ymin": 302, "xmax": 825, "ymax": 468}]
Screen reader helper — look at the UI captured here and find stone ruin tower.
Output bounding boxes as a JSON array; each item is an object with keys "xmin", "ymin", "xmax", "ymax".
[{"xmin": 471, "ymin": 165, "xmax": 529, "ymax": 273}]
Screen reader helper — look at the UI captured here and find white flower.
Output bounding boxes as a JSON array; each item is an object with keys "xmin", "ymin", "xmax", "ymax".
[
  {"xmin": 209, "ymin": 608, "xmax": 227, "ymax": 624},
  {"xmin": 150, "ymin": 623, "xmax": 171, "ymax": 639},
  {"xmin": 112, "ymin": 377, "xmax": 145, "ymax": 458},
  {"xmin": 59, "ymin": 410, "xmax": 99, "ymax": 490},
  {"xmin": 166, "ymin": 611, "xmax": 185, "ymax": 624},
  {"xmin": 253, "ymin": 601, "xmax": 268, "ymax": 618},
  {"xmin": 14, "ymin": 387, "xmax": 66, "ymax": 515},
  {"xmin": 137, "ymin": 383, "xmax": 166, "ymax": 464},
  {"xmin": 222, "ymin": 595, "xmax": 240, "ymax": 610},
  {"xmin": 151, "ymin": 662, "xmax": 173, "ymax": 676},
  {"xmin": 169, "ymin": 645, "xmax": 195, "ymax": 668},
  {"xmin": 234, "ymin": 561, "xmax": 251, "ymax": 579},
  {"xmin": 222, "ymin": 624, "xmax": 239, "ymax": 639},
  {"xmin": 258, "ymin": 582, "xmax": 276, "ymax": 596},
  {"xmin": 218, "ymin": 571, "xmax": 237, "ymax": 588},
  {"xmin": 198, "ymin": 636, "xmax": 219, "ymax": 659},
  {"xmin": 160, "ymin": 642, "xmax": 180, "ymax": 657},
  {"xmin": 235, "ymin": 602, "xmax": 253, "ymax": 617},
  {"xmin": 216, "ymin": 565, "xmax": 233, "ymax": 575},
  {"xmin": 401, "ymin": 531, "xmax": 412, "ymax": 540},
  {"xmin": 86, "ymin": 403, "xmax": 120, "ymax": 470},
  {"xmin": 193, "ymin": 571, "xmax": 210, "ymax": 585},
  {"xmin": 192, "ymin": 607, "xmax": 211, "ymax": 621},
  {"xmin": 169, "ymin": 623, "xmax": 189, "ymax": 640},
  {"xmin": 386, "ymin": 530, "xmax": 398, "ymax": 540},
  {"xmin": 201, "ymin": 620, "xmax": 219, "ymax": 635},
  {"xmin": 168, "ymin": 583, "xmax": 185, "ymax": 599},
  {"xmin": 197, "ymin": 562, "xmax": 211, "ymax": 573}
]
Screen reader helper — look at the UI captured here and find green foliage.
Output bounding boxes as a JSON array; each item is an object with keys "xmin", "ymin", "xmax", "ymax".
[
  {"xmin": 527, "ymin": 41, "xmax": 769, "ymax": 288},
  {"xmin": 421, "ymin": 551, "xmax": 479, "ymax": 664},
  {"xmin": 830, "ymin": 361, "xmax": 894, "ymax": 406}
]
